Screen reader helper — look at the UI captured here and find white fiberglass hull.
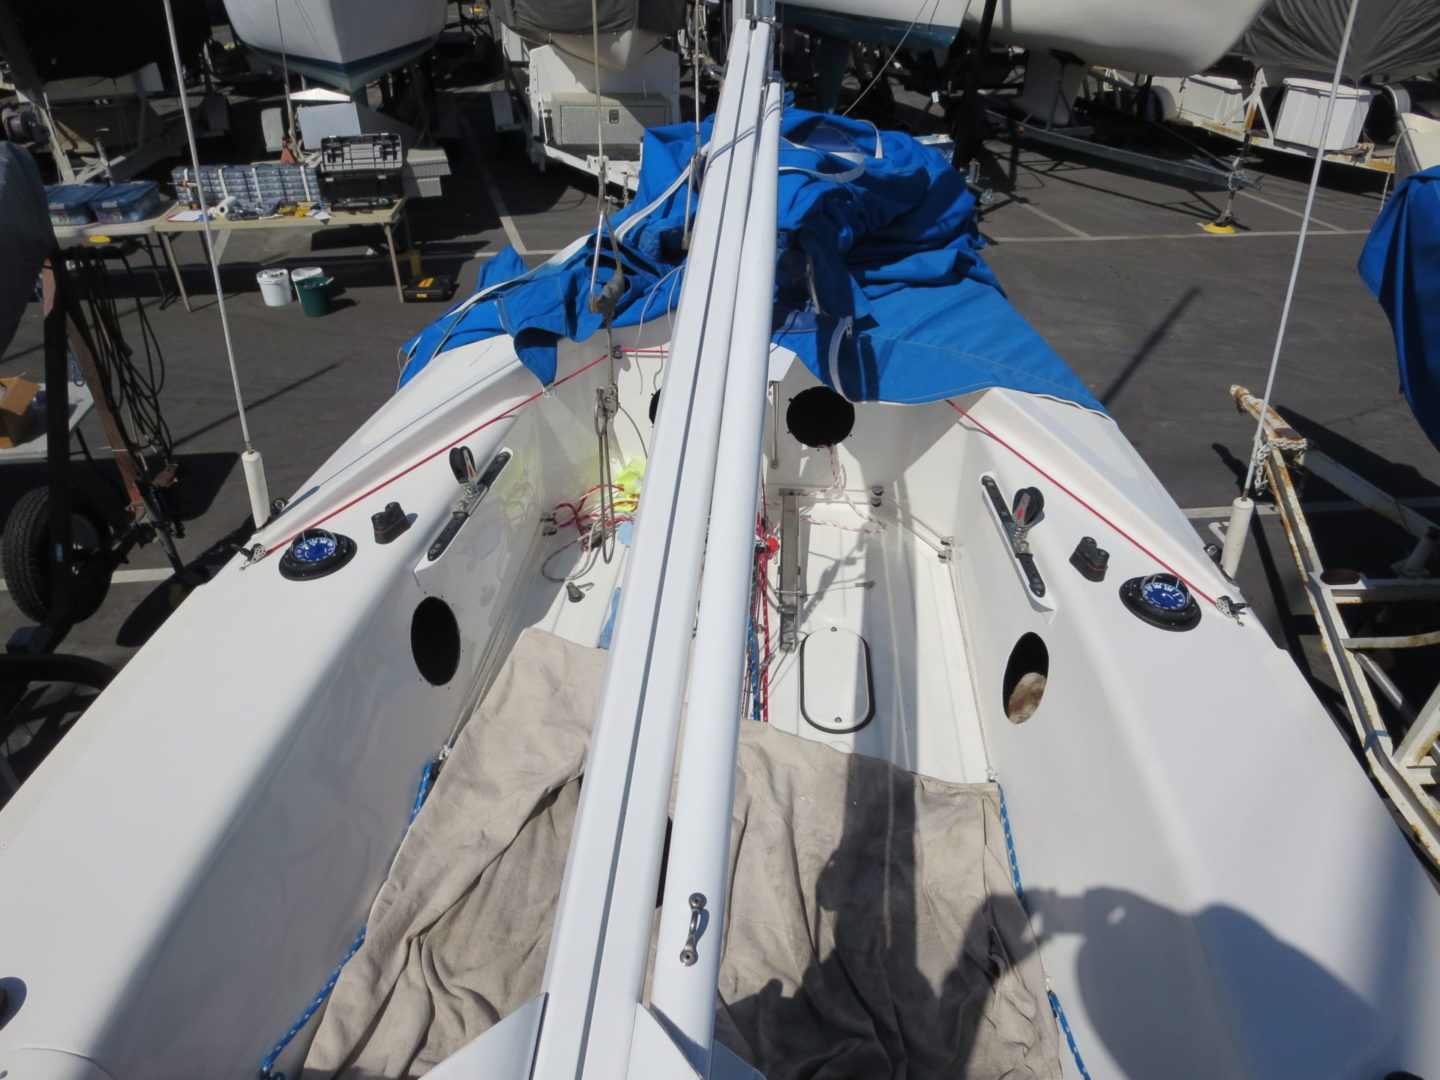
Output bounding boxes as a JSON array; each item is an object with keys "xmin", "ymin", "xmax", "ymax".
[
  {"xmin": 1, "ymin": 22, "xmax": 1437, "ymax": 1072},
  {"xmin": 223, "ymin": 0, "xmax": 448, "ymax": 92},
  {"xmin": 0, "ymin": 326, "xmax": 1438, "ymax": 1077},
  {"xmin": 783, "ymin": 0, "xmax": 1268, "ymax": 75}
]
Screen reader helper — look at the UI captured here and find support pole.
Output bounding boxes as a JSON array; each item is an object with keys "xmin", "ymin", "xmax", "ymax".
[
  {"xmin": 1220, "ymin": 495, "xmax": 1253, "ymax": 580},
  {"xmin": 952, "ymin": 0, "xmax": 999, "ymax": 166},
  {"xmin": 531, "ymin": 16, "xmax": 775, "ymax": 1080},
  {"xmin": 648, "ymin": 77, "xmax": 782, "ymax": 1075}
]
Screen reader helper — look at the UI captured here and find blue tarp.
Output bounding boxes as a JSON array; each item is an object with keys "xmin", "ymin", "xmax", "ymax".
[
  {"xmin": 1359, "ymin": 164, "xmax": 1440, "ymax": 454},
  {"xmin": 400, "ymin": 107, "xmax": 1102, "ymax": 413}
]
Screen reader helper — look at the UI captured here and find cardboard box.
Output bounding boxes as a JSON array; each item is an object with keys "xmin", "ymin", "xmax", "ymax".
[{"xmin": 0, "ymin": 376, "xmax": 40, "ymax": 449}]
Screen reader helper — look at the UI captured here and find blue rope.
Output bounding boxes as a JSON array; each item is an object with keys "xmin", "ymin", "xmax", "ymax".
[
  {"xmin": 998, "ymin": 783, "xmax": 1091, "ymax": 1078},
  {"xmin": 408, "ymin": 757, "xmax": 439, "ymax": 824},
  {"xmin": 995, "ymin": 782, "xmax": 1024, "ymax": 901},
  {"xmin": 257, "ymin": 924, "xmax": 366, "ymax": 1080},
  {"xmin": 258, "ymin": 759, "xmax": 439, "ymax": 1078},
  {"xmin": 747, "ymin": 610, "xmax": 762, "ymax": 722},
  {"xmin": 1048, "ymin": 989, "xmax": 1094, "ymax": 1080}
]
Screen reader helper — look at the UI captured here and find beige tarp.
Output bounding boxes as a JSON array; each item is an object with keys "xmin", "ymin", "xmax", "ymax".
[{"xmin": 304, "ymin": 629, "xmax": 1060, "ymax": 1079}]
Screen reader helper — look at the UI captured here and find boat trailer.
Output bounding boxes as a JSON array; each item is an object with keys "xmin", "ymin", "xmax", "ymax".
[{"xmin": 1232, "ymin": 385, "xmax": 1440, "ymax": 870}]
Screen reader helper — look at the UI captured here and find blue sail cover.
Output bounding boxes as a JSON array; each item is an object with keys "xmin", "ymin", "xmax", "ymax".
[
  {"xmin": 400, "ymin": 108, "xmax": 1102, "ymax": 412},
  {"xmin": 1359, "ymin": 165, "xmax": 1440, "ymax": 453}
]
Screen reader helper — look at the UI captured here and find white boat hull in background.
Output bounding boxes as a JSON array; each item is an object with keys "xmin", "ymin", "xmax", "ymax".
[
  {"xmin": 782, "ymin": 0, "xmax": 1267, "ymax": 75},
  {"xmin": 223, "ymin": 0, "xmax": 448, "ymax": 92}
]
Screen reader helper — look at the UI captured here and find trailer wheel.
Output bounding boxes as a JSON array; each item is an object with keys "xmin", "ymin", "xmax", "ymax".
[{"xmin": 1, "ymin": 488, "xmax": 113, "ymax": 625}]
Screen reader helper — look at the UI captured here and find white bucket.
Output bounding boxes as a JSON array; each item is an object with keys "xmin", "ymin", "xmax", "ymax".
[
  {"xmin": 256, "ymin": 268, "xmax": 291, "ymax": 307},
  {"xmin": 290, "ymin": 266, "xmax": 323, "ymax": 299}
]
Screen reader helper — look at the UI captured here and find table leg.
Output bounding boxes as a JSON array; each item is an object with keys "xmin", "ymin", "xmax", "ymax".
[
  {"xmin": 385, "ymin": 217, "xmax": 405, "ymax": 302},
  {"xmin": 158, "ymin": 232, "xmax": 192, "ymax": 313},
  {"xmin": 140, "ymin": 236, "xmax": 175, "ymax": 309}
]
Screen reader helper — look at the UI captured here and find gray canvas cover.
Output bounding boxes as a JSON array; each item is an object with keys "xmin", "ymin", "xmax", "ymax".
[
  {"xmin": 1238, "ymin": 0, "xmax": 1440, "ymax": 82},
  {"xmin": 0, "ymin": 145, "xmax": 52, "ymax": 357},
  {"xmin": 492, "ymin": 0, "xmax": 685, "ymax": 38},
  {"xmin": 303, "ymin": 629, "xmax": 1060, "ymax": 1079}
]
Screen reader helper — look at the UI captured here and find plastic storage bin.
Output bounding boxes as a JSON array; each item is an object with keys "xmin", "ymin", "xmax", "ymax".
[
  {"xmin": 45, "ymin": 184, "xmax": 104, "ymax": 226},
  {"xmin": 1177, "ymin": 74, "xmax": 1248, "ymax": 126},
  {"xmin": 1275, "ymin": 79, "xmax": 1374, "ymax": 151},
  {"xmin": 1397, "ymin": 112, "xmax": 1440, "ymax": 182},
  {"xmin": 172, "ymin": 164, "xmax": 319, "ymax": 209},
  {"xmin": 92, "ymin": 181, "xmax": 162, "ymax": 224}
]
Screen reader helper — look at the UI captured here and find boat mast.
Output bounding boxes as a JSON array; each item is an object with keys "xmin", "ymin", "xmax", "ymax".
[{"xmin": 531, "ymin": 6, "xmax": 779, "ymax": 1080}]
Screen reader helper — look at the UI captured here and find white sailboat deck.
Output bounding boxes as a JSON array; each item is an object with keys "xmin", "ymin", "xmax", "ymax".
[{"xmin": 765, "ymin": 497, "xmax": 989, "ymax": 785}]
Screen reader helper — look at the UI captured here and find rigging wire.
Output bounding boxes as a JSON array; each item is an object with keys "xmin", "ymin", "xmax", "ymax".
[
  {"xmin": 840, "ymin": 0, "xmax": 952, "ymax": 118},
  {"xmin": 682, "ymin": 0, "xmax": 706, "ymax": 249},
  {"xmin": 1240, "ymin": 0, "xmax": 1363, "ymax": 499},
  {"xmin": 586, "ymin": 0, "xmax": 611, "ymax": 304},
  {"xmin": 160, "ymin": 0, "xmax": 271, "ymax": 528},
  {"xmin": 272, "ymin": 0, "xmax": 297, "ymax": 145}
]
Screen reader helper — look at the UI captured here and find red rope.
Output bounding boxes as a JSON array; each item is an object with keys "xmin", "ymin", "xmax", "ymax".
[
  {"xmin": 759, "ymin": 559, "xmax": 771, "ymax": 722},
  {"xmin": 946, "ymin": 399, "xmax": 1219, "ymax": 609},
  {"xmin": 264, "ymin": 353, "xmax": 612, "ymax": 556},
  {"xmin": 756, "ymin": 515, "xmax": 773, "ymax": 723},
  {"xmin": 553, "ymin": 484, "xmax": 636, "ymax": 535}
]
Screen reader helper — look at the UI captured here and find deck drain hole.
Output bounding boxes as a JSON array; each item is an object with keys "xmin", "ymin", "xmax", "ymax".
[
  {"xmin": 412, "ymin": 597, "xmax": 462, "ymax": 686},
  {"xmin": 1002, "ymin": 633, "xmax": 1048, "ymax": 724}
]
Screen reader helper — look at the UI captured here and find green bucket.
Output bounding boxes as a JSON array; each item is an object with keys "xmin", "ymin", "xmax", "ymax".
[{"xmin": 296, "ymin": 275, "xmax": 334, "ymax": 317}]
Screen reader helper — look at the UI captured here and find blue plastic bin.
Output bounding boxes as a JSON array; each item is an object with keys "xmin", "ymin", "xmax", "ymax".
[
  {"xmin": 92, "ymin": 181, "xmax": 162, "ymax": 224},
  {"xmin": 45, "ymin": 184, "xmax": 105, "ymax": 226}
]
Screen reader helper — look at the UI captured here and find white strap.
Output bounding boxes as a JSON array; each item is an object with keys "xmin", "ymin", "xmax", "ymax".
[{"xmin": 827, "ymin": 316, "xmax": 853, "ymax": 400}]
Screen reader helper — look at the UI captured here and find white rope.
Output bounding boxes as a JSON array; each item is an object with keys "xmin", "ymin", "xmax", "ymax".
[
  {"xmin": 1241, "ymin": 0, "xmax": 1363, "ymax": 496},
  {"xmin": 160, "ymin": 0, "xmax": 257, "ymax": 452},
  {"xmin": 272, "ymin": 0, "xmax": 297, "ymax": 145},
  {"xmin": 587, "ymin": 0, "xmax": 608, "ymax": 303},
  {"xmin": 841, "ymin": 0, "xmax": 950, "ymax": 118},
  {"xmin": 683, "ymin": 0, "xmax": 705, "ymax": 249}
]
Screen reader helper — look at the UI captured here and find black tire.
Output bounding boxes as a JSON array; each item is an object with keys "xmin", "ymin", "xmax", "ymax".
[{"xmin": 1, "ymin": 488, "xmax": 113, "ymax": 625}]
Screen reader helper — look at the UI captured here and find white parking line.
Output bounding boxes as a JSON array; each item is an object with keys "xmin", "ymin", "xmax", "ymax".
[
  {"xmin": 1019, "ymin": 202, "xmax": 1091, "ymax": 237},
  {"xmin": 475, "ymin": 157, "xmax": 529, "ymax": 256},
  {"xmin": 1238, "ymin": 190, "xmax": 1344, "ymax": 232},
  {"xmin": 0, "ymin": 566, "xmax": 177, "ymax": 593},
  {"xmin": 988, "ymin": 227, "xmax": 1370, "ymax": 243}
]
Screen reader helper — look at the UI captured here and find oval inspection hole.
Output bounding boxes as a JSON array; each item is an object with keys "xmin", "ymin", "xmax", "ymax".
[
  {"xmin": 1001, "ymin": 633, "xmax": 1049, "ymax": 724},
  {"xmin": 412, "ymin": 597, "xmax": 462, "ymax": 686}
]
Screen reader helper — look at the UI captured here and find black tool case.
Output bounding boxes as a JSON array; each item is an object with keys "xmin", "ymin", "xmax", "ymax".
[{"xmin": 318, "ymin": 134, "xmax": 404, "ymax": 209}]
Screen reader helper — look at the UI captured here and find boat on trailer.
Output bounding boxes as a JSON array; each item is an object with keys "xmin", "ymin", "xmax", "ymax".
[
  {"xmin": 221, "ymin": 0, "xmax": 449, "ymax": 93},
  {"xmin": 1147, "ymin": 0, "xmax": 1440, "ymax": 179},
  {"xmin": 3, "ymin": 4, "xmax": 1440, "ymax": 1079}
]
